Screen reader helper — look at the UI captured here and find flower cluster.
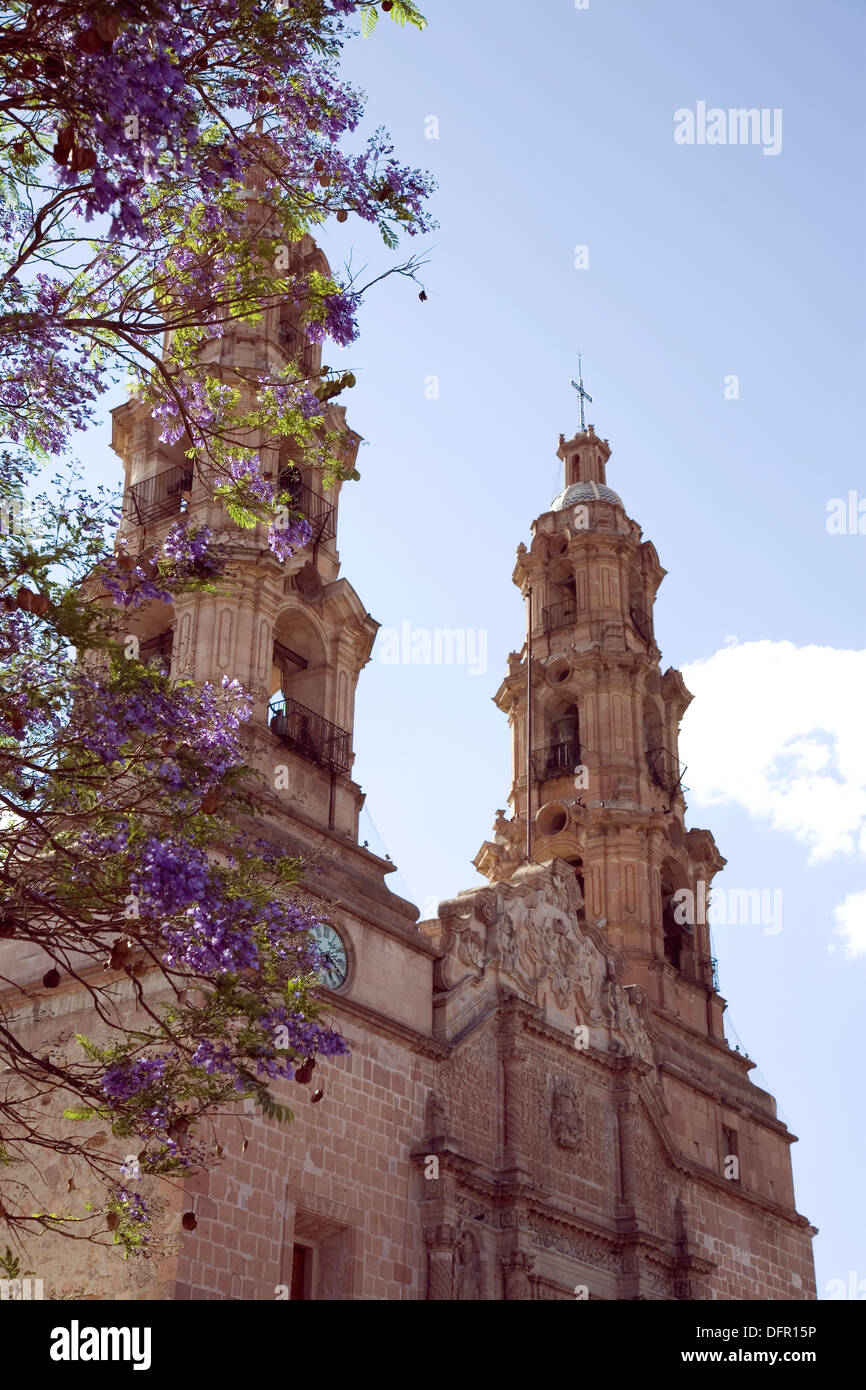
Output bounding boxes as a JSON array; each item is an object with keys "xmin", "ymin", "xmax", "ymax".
[
  {"xmin": 102, "ymin": 1057, "xmax": 167, "ymax": 1105},
  {"xmin": 268, "ymin": 517, "xmax": 313, "ymax": 562},
  {"xmin": 161, "ymin": 522, "xmax": 227, "ymax": 585}
]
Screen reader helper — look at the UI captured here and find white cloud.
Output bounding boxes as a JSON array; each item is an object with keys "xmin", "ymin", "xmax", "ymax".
[
  {"xmin": 680, "ymin": 640, "xmax": 866, "ymax": 864},
  {"xmin": 832, "ymin": 891, "xmax": 866, "ymax": 958}
]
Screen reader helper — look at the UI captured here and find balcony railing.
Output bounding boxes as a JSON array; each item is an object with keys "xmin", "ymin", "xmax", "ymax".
[
  {"xmin": 531, "ymin": 738, "xmax": 581, "ymax": 783},
  {"xmin": 629, "ymin": 604, "xmax": 653, "ymax": 645},
  {"xmin": 680, "ymin": 952, "xmax": 720, "ymax": 991},
  {"xmin": 268, "ymin": 695, "xmax": 350, "ymax": 774},
  {"xmin": 541, "ymin": 597, "xmax": 577, "ymax": 633},
  {"xmin": 139, "ymin": 630, "xmax": 173, "ymax": 671},
  {"xmin": 278, "ymin": 321, "xmax": 316, "ymax": 375},
  {"xmin": 277, "ymin": 470, "xmax": 335, "ymax": 546},
  {"xmin": 125, "ymin": 465, "xmax": 193, "ymax": 527},
  {"xmin": 646, "ymin": 746, "xmax": 687, "ymax": 797}
]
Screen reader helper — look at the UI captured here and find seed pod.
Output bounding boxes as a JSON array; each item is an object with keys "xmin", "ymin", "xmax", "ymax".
[
  {"xmin": 310, "ymin": 1086, "xmax": 324, "ymax": 1104},
  {"xmin": 418, "ymin": 290, "xmax": 428, "ymax": 302},
  {"xmin": 200, "ymin": 790, "xmax": 222, "ymax": 814},
  {"xmin": 294, "ymin": 1057, "xmax": 315, "ymax": 1085},
  {"xmin": 21, "ymin": 59, "xmax": 38, "ymax": 78},
  {"xmin": 95, "ymin": 13, "xmax": 120, "ymax": 43},
  {"xmin": 42, "ymin": 969, "xmax": 61, "ymax": 989},
  {"xmin": 74, "ymin": 147, "xmax": 97, "ymax": 172},
  {"xmin": 383, "ymin": 1, "xmax": 394, "ymax": 9},
  {"xmin": 43, "ymin": 56, "xmax": 65, "ymax": 81},
  {"xmin": 75, "ymin": 29, "xmax": 103, "ymax": 54},
  {"xmin": 16, "ymin": 586, "xmax": 37, "ymax": 611},
  {"xmin": 336, "ymin": 209, "xmax": 348, "ymax": 223},
  {"xmin": 314, "ymin": 158, "xmax": 324, "ymax": 173},
  {"xmin": 106, "ymin": 1211, "xmax": 119, "ymax": 1231},
  {"xmin": 181, "ymin": 1211, "xmax": 197, "ymax": 1231}
]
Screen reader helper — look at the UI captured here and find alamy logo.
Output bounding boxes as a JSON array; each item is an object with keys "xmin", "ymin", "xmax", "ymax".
[
  {"xmin": 0, "ymin": 1277, "xmax": 43, "ymax": 1300},
  {"xmin": 671, "ymin": 881, "xmax": 782, "ymax": 935},
  {"xmin": 378, "ymin": 621, "xmax": 487, "ymax": 677},
  {"xmin": 49, "ymin": 1321, "xmax": 152, "ymax": 1372},
  {"xmin": 674, "ymin": 102, "xmax": 782, "ymax": 156}
]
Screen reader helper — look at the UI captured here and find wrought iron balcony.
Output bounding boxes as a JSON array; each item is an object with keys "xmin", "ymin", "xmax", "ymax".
[
  {"xmin": 268, "ymin": 695, "xmax": 350, "ymax": 774},
  {"xmin": 680, "ymin": 952, "xmax": 720, "ymax": 991},
  {"xmin": 278, "ymin": 321, "xmax": 316, "ymax": 375},
  {"xmin": 125, "ymin": 465, "xmax": 193, "ymax": 527},
  {"xmin": 277, "ymin": 470, "xmax": 335, "ymax": 545},
  {"xmin": 531, "ymin": 738, "xmax": 581, "ymax": 783},
  {"xmin": 646, "ymin": 746, "xmax": 687, "ymax": 797},
  {"xmin": 541, "ymin": 597, "xmax": 577, "ymax": 633},
  {"xmin": 629, "ymin": 604, "xmax": 653, "ymax": 645},
  {"xmin": 139, "ymin": 630, "xmax": 173, "ymax": 671}
]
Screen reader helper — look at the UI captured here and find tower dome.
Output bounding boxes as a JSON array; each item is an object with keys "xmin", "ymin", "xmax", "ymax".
[{"xmin": 551, "ymin": 479, "xmax": 623, "ymax": 511}]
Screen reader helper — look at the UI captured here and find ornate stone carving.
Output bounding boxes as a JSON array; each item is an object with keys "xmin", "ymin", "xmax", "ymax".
[
  {"xmin": 294, "ymin": 561, "xmax": 323, "ymax": 602},
  {"xmin": 551, "ymin": 1079, "xmax": 584, "ymax": 1151},
  {"xmin": 425, "ymin": 1090, "xmax": 447, "ymax": 1141},
  {"xmin": 433, "ymin": 859, "xmax": 657, "ymax": 1063},
  {"xmin": 456, "ymin": 1227, "xmax": 483, "ymax": 1300},
  {"xmin": 500, "ymin": 1250, "xmax": 534, "ymax": 1300}
]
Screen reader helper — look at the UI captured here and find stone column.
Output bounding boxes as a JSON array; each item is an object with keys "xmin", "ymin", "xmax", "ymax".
[
  {"xmin": 616, "ymin": 1093, "xmax": 641, "ymax": 1216},
  {"xmin": 500, "ymin": 1251, "xmax": 535, "ymax": 1300},
  {"xmin": 423, "ymin": 1225, "xmax": 458, "ymax": 1301},
  {"xmin": 499, "ymin": 1002, "xmax": 530, "ymax": 1175}
]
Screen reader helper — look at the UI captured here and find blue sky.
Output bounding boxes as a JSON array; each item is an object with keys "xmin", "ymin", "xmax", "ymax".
[
  {"xmin": 78, "ymin": 0, "xmax": 864, "ymax": 1297},
  {"xmin": 332, "ymin": 0, "xmax": 866, "ymax": 1300}
]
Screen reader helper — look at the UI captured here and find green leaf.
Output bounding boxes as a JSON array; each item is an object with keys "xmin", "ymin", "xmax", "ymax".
[
  {"xmin": 360, "ymin": 6, "xmax": 379, "ymax": 38},
  {"xmin": 389, "ymin": 1, "xmax": 427, "ymax": 28}
]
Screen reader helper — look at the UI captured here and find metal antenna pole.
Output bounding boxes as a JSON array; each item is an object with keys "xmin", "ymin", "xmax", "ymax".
[
  {"xmin": 526, "ymin": 585, "xmax": 532, "ymax": 862},
  {"xmin": 570, "ymin": 353, "xmax": 593, "ymax": 433}
]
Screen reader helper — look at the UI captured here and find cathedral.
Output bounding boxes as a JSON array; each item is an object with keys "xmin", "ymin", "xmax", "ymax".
[{"xmin": 5, "ymin": 235, "xmax": 816, "ymax": 1301}]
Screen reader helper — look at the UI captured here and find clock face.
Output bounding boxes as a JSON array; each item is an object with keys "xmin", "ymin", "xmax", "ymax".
[{"xmin": 311, "ymin": 921, "xmax": 348, "ymax": 990}]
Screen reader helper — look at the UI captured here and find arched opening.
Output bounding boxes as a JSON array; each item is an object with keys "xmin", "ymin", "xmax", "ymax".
[
  {"xmin": 131, "ymin": 598, "xmax": 175, "ymax": 676},
  {"xmin": 629, "ymin": 572, "xmax": 652, "ymax": 644},
  {"xmin": 565, "ymin": 855, "xmax": 585, "ymax": 909},
  {"xmin": 534, "ymin": 697, "xmax": 580, "ymax": 782},
  {"xmin": 542, "ymin": 559, "xmax": 576, "ymax": 633},
  {"xmin": 659, "ymin": 856, "xmax": 694, "ymax": 975},
  {"xmin": 277, "ymin": 448, "xmax": 335, "ymax": 546},
  {"xmin": 268, "ymin": 610, "xmax": 349, "ymax": 773}
]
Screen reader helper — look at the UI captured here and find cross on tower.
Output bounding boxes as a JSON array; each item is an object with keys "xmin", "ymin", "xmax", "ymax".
[{"xmin": 570, "ymin": 354, "xmax": 593, "ymax": 432}]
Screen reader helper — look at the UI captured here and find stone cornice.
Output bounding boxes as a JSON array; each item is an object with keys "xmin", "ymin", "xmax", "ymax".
[
  {"xmin": 330, "ymin": 992, "xmax": 448, "ymax": 1059},
  {"xmin": 656, "ymin": 1057, "xmax": 796, "ymax": 1140}
]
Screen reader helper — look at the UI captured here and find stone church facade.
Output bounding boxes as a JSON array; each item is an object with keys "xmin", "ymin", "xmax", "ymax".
[{"xmin": 2, "ymin": 236, "xmax": 816, "ymax": 1300}]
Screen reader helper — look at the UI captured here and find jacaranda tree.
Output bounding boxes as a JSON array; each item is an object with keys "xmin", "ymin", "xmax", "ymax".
[{"xmin": 0, "ymin": 0, "xmax": 433, "ymax": 1257}]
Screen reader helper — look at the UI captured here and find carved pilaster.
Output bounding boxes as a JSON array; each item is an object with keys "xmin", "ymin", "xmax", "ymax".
[
  {"xmin": 499, "ymin": 1002, "xmax": 529, "ymax": 1172},
  {"xmin": 617, "ymin": 1094, "xmax": 640, "ymax": 1216},
  {"xmin": 423, "ymin": 1224, "xmax": 459, "ymax": 1301},
  {"xmin": 500, "ymin": 1250, "xmax": 535, "ymax": 1300}
]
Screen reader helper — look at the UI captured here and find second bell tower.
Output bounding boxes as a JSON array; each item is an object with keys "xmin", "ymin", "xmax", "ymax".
[{"xmin": 475, "ymin": 421, "xmax": 727, "ymax": 1036}]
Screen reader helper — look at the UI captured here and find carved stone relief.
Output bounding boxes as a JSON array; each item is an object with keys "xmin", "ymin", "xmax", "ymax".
[
  {"xmin": 551, "ymin": 1079, "xmax": 584, "ymax": 1151},
  {"xmin": 434, "ymin": 859, "xmax": 655, "ymax": 1065}
]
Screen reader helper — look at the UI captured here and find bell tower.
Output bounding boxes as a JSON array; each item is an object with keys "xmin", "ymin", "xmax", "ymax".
[
  {"xmin": 110, "ymin": 232, "xmax": 380, "ymax": 847},
  {"xmin": 475, "ymin": 422, "xmax": 727, "ymax": 1037}
]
